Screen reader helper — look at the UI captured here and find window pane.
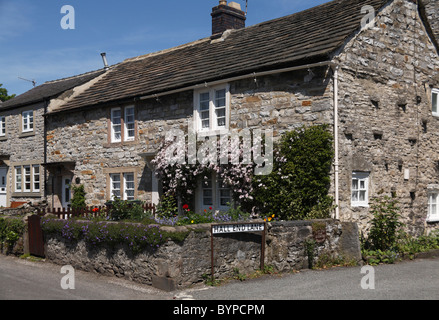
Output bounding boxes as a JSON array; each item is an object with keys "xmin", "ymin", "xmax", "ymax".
[
  {"xmin": 360, "ymin": 180, "xmax": 365, "ymax": 190},
  {"xmin": 433, "ymin": 92, "xmax": 438, "ymax": 113},
  {"xmin": 217, "ymin": 117, "xmax": 226, "ymax": 127},
  {"xmin": 352, "ymin": 191, "xmax": 358, "ymax": 202},
  {"xmin": 202, "ymin": 120, "xmax": 210, "ymax": 129},
  {"xmin": 352, "ymin": 179, "xmax": 358, "ymax": 191},
  {"xmin": 201, "ymin": 111, "xmax": 210, "ymax": 120},
  {"xmin": 359, "ymin": 191, "xmax": 366, "ymax": 201}
]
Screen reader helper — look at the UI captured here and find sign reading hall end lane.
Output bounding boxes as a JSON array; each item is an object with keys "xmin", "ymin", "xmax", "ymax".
[{"xmin": 212, "ymin": 223, "xmax": 265, "ymax": 234}]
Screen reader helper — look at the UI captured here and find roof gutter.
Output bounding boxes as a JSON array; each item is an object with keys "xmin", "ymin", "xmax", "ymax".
[{"xmin": 139, "ymin": 61, "xmax": 337, "ymax": 101}]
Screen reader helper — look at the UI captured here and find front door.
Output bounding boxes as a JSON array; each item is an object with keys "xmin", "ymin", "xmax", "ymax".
[
  {"xmin": 0, "ymin": 167, "xmax": 7, "ymax": 208},
  {"xmin": 61, "ymin": 176, "xmax": 72, "ymax": 209}
]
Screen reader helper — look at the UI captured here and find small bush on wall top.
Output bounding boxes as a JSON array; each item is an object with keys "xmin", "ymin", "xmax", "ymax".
[{"xmin": 251, "ymin": 125, "xmax": 334, "ymax": 221}]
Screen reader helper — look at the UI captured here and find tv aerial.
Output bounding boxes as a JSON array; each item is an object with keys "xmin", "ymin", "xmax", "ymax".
[{"xmin": 18, "ymin": 77, "xmax": 36, "ymax": 87}]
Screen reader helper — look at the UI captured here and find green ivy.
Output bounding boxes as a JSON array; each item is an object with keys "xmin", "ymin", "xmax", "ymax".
[{"xmin": 251, "ymin": 125, "xmax": 334, "ymax": 220}]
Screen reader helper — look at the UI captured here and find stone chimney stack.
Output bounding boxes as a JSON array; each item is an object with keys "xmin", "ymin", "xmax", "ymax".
[{"xmin": 211, "ymin": 1, "xmax": 246, "ymax": 36}]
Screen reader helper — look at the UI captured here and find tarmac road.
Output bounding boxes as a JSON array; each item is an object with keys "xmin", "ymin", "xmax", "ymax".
[{"xmin": 1, "ymin": 254, "xmax": 438, "ymax": 300}]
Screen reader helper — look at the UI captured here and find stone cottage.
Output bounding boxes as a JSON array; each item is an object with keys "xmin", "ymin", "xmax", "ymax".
[
  {"xmin": 42, "ymin": 0, "xmax": 439, "ymax": 236},
  {"xmin": 0, "ymin": 70, "xmax": 105, "ymax": 208}
]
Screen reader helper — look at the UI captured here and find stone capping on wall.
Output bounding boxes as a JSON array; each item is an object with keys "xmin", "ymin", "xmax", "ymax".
[{"xmin": 43, "ymin": 218, "xmax": 362, "ymax": 291}]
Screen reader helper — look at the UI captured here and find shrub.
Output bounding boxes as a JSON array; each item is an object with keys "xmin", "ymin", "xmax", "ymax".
[
  {"xmin": 106, "ymin": 198, "xmax": 152, "ymax": 222},
  {"xmin": 251, "ymin": 125, "xmax": 334, "ymax": 220},
  {"xmin": 155, "ymin": 193, "xmax": 178, "ymax": 218},
  {"xmin": 71, "ymin": 185, "xmax": 86, "ymax": 210},
  {"xmin": 367, "ymin": 196, "xmax": 404, "ymax": 251},
  {"xmin": 0, "ymin": 218, "xmax": 26, "ymax": 249}
]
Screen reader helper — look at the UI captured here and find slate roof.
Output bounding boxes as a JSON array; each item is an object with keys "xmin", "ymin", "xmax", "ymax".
[
  {"xmin": 1, "ymin": 69, "xmax": 105, "ymax": 110},
  {"xmin": 54, "ymin": 0, "xmax": 391, "ymax": 113}
]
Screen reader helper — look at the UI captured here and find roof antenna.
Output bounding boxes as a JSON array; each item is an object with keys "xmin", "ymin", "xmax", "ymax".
[
  {"xmin": 244, "ymin": 0, "xmax": 248, "ymax": 15},
  {"xmin": 18, "ymin": 77, "xmax": 36, "ymax": 87}
]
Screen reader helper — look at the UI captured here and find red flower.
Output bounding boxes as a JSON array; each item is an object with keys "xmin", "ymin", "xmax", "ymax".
[
  {"xmin": 209, "ymin": 207, "xmax": 213, "ymax": 210},
  {"xmin": 183, "ymin": 204, "xmax": 189, "ymax": 210},
  {"xmin": 92, "ymin": 208, "xmax": 99, "ymax": 212}
]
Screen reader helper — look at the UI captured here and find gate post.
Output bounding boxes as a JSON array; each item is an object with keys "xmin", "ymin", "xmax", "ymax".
[{"xmin": 28, "ymin": 215, "xmax": 45, "ymax": 257}]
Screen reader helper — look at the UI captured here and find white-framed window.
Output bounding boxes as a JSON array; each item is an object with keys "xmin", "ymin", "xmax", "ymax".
[
  {"xmin": 15, "ymin": 167, "xmax": 22, "ymax": 192},
  {"xmin": 110, "ymin": 171, "xmax": 136, "ymax": 201},
  {"xmin": 198, "ymin": 172, "xmax": 232, "ymax": 211},
  {"xmin": 23, "ymin": 165, "xmax": 31, "ymax": 192},
  {"xmin": 14, "ymin": 164, "xmax": 40, "ymax": 193},
  {"xmin": 110, "ymin": 106, "xmax": 136, "ymax": 143},
  {"xmin": 351, "ymin": 172, "xmax": 369, "ymax": 207},
  {"xmin": 110, "ymin": 173, "xmax": 121, "ymax": 200},
  {"xmin": 432, "ymin": 88, "xmax": 439, "ymax": 117},
  {"xmin": 194, "ymin": 84, "xmax": 230, "ymax": 133},
  {"xmin": 124, "ymin": 173, "xmax": 135, "ymax": 201},
  {"xmin": 427, "ymin": 187, "xmax": 439, "ymax": 222},
  {"xmin": 111, "ymin": 108, "xmax": 122, "ymax": 142},
  {"xmin": 22, "ymin": 110, "xmax": 34, "ymax": 133},
  {"xmin": 0, "ymin": 116, "xmax": 5, "ymax": 136},
  {"xmin": 33, "ymin": 165, "xmax": 40, "ymax": 192},
  {"xmin": 124, "ymin": 106, "xmax": 135, "ymax": 141}
]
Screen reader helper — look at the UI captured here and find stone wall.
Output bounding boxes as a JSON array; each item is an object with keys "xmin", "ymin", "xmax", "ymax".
[
  {"xmin": 421, "ymin": 0, "xmax": 439, "ymax": 43},
  {"xmin": 334, "ymin": 0, "xmax": 439, "ymax": 235},
  {"xmin": 0, "ymin": 101, "xmax": 45, "ymax": 205},
  {"xmin": 44, "ymin": 219, "xmax": 361, "ymax": 291}
]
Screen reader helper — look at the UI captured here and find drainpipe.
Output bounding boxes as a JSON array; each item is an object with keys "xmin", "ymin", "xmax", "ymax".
[
  {"xmin": 43, "ymin": 99, "xmax": 49, "ymax": 202},
  {"xmin": 332, "ymin": 65, "xmax": 340, "ymax": 220}
]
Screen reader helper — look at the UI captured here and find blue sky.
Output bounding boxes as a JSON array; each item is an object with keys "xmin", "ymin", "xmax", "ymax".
[{"xmin": 0, "ymin": 0, "xmax": 328, "ymax": 96}]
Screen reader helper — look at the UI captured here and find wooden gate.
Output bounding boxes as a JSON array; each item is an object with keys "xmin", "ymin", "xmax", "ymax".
[{"xmin": 28, "ymin": 215, "xmax": 45, "ymax": 257}]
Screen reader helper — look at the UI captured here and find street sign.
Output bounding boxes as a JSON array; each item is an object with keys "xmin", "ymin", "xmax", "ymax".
[{"xmin": 212, "ymin": 223, "xmax": 265, "ymax": 235}]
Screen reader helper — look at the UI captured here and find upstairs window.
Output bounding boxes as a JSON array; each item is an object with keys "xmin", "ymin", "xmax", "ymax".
[
  {"xmin": 0, "ymin": 116, "xmax": 5, "ymax": 136},
  {"xmin": 110, "ymin": 106, "xmax": 136, "ymax": 143},
  {"xmin": 194, "ymin": 85, "xmax": 229, "ymax": 133},
  {"xmin": 22, "ymin": 111, "xmax": 33, "ymax": 133},
  {"xmin": 351, "ymin": 172, "xmax": 370, "ymax": 207},
  {"xmin": 432, "ymin": 88, "xmax": 439, "ymax": 117}
]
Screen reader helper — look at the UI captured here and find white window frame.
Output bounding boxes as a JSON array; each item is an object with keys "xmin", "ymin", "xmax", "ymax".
[
  {"xmin": 124, "ymin": 106, "xmax": 135, "ymax": 142},
  {"xmin": 198, "ymin": 172, "xmax": 232, "ymax": 212},
  {"xmin": 427, "ymin": 187, "xmax": 439, "ymax": 222},
  {"xmin": 110, "ymin": 106, "xmax": 136, "ymax": 143},
  {"xmin": 432, "ymin": 88, "xmax": 439, "ymax": 117},
  {"xmin": 194, "ymin": 84, "xmax": 230, "ymax": 134},
  {"xmin": 22, "ymin": 110, "xmax": 34, "ymax": 133},
  {"xmin": 351, "ymin": 172, "xmax": 369, "ymax": 207},
  {"xmin": 14, "ymin": 167, "xmax": 22, "ymax": 192},
  {"xmin": 110, "ymin": 173, "xmax": 121, "ymax": 200},
  {"xmin": 111, "ymin": 107, "xmax": 122, "ymax": 143},
  {"xmin": 123, "ymin": 173, "xmax": 135, "ymax": 201},
  {"xmin": 0, "ymin": 116, "xmax": 5, "ymax": 137},
  {"xmin": 32, "ymin": 165, "xmax": 40, "ymax": 192},
  {"xmin": 23, "ymin": 165, "xmax": 31, "ymax": 192}
]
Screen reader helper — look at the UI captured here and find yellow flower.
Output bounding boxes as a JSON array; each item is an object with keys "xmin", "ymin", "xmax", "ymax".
[
  {"xmin": 191, "ymin": 220, "xmax": 194, "ymax": 224},
  {"xmin": 264, "ymin": 218, "xmax": 267, "ymax": 222},
  {"xmin": 268, "ymin": 217, "xmax": 272, "ymax": 222},
  {"xmin": 272, "ymin": 214, "xmax": 275, "ymax": 218}
]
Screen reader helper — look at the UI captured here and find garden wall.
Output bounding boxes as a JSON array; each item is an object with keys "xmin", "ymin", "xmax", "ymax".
[{"xmin": 44, "ymin": 219, "xmax": 361, "ymax": 291}]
